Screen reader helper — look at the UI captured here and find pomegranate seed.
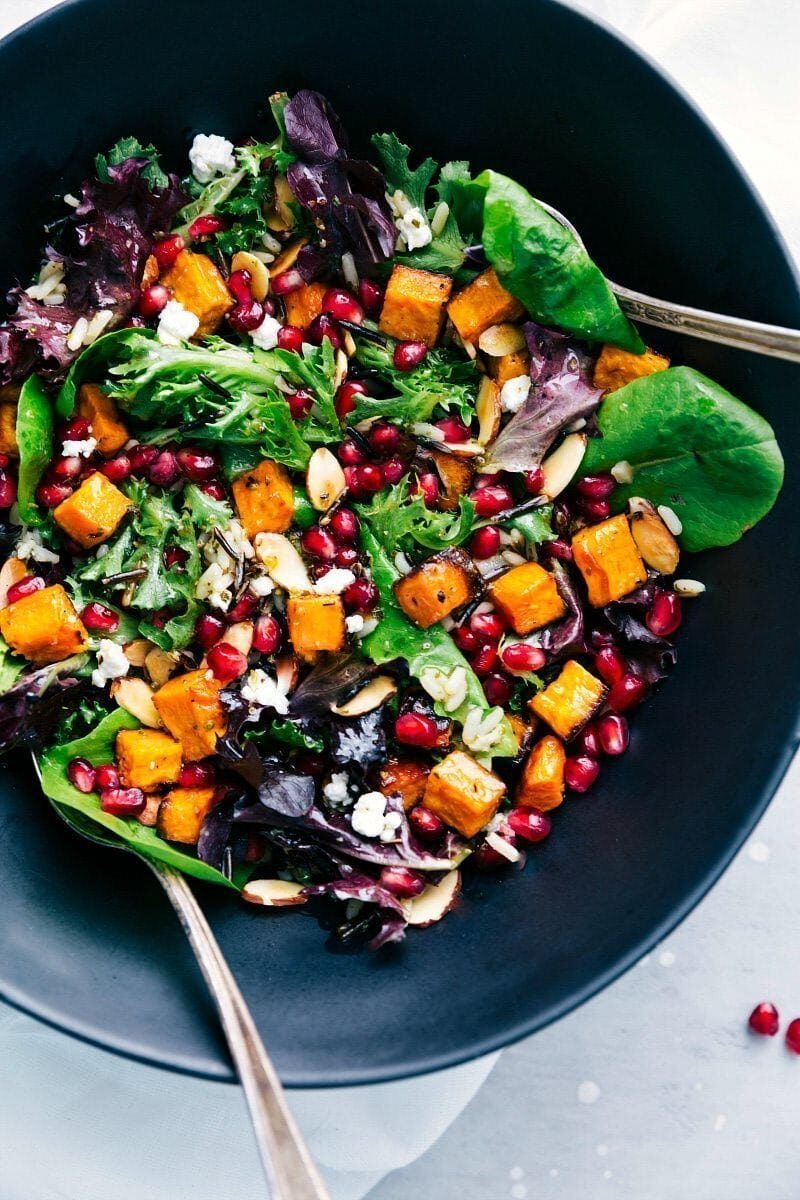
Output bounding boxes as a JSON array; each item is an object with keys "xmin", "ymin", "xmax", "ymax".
[
  {"xmin": 228, "ymin": 593, "xmax": 258, "ymax": 622},
  {"xmin": 473, "ymin": 841, "xmax": 512, "ymax": 871},
  {"xmin": 329, "ymin": 508, "xmax": 360, "ymax": 543},
  {"xmin": 343, "ymin": 465, "xmax": 366, "ymax": 498},
  {"xmin": 227, "ymin": 268, "xmax": 253, "ymax": 305},
  {"xmin": 94, "ymin": 764, "xmax": 119, "ymax": 791},
  {"xmin": 471, "ymin": 483, "xmax": 513, "ymax": 518},
  {"xmin": 502, "ymin": 643, "xmax": 546, "ymax": 672},
  {"xmin": 176, "ymin": 447, "xmax": 218, "ymax": 482},
  {"xmin": 0, "ymin": 453, "xmax": 9, "ymax": 470},
  {"xmin": 338, "ymin": 438, "xmax": 366, "ymax": 466},
  {"xmin": 163, "ymin": 546, "xmax": 189, "ymax": 569},
  {"xmin": 36, "ymin": 480, "xmax": 73, "ymax": 508},
  {"xmin": 81, "ymin": 602, "xmax": 119, "ymax": 632},
  {"xmin": 484, "ymin": 672, "xmax": 512, "ymax": 706},
  {"xmin": 148, "ymin": 449, "xmax": 180, "ymax": 487},
  {"xmin": 271, "ymin": 268, "xmax": 304, "ymax": 296},
  {"xmin": 201, "ymin": 481, "xmax": 227, "ymax": 501},
  {"xmin": 578, "ymin": 723, "xmax": 601, "ymax": 757},
  {"xmin": 63, "ymin": 417, "xmax": 90, "ymax": 440},
  {"xmin": 379, "ymin": 866, "xmax": 426, "ymax": 898},
  {"xmin": 228, "ymin": 300, "xmax": 265, "ymax": 333},
  {"xmin": 207, "ymin": 641, "xmax": 248, "ymax": 683},
  {"xmin": 472, "ymin": 473, "xmax": 496, "ymax": 490},
  {"xmin": 565, "ymin": 755, "xmax": 600, "ymax": 793},
  {"xmin": 470, "ymin": 611, "xmax": 506, "ymax": 642},
  {"xmin": 100, "ymin": 787, "xmax": 146, "ymax": 817},
  {"xmin": 577, "ymin": 473, "xmax": 616, "ymax": 500},
  {"xmin": 594, "ymin": 645, "xmax": 626, "ymax": 685},
  {"xmin": 524, "ymin": 468, "xmax": 544, "ymax": 494},
  {"xmin": 393, "ymin": 340, "xmax": 427, "ymax": 371},
  {"xmin": 434, "ymin": 415, "xmax": 470, "ymax": 443},
  {"xmin": 302, "ymin": 526, "xmax": 337, "ymax": 561},
  {"xmin": 452, "ymin": 625, "xmax": 479, "ymax": 654},
  {"xmin": 607, "ymin": 672, "xmax": 648, "ymax": 713},
  {"xmin": 368, "ymin": 421, "xmax": 400, "ymax": 456},
  {"xmin": 335, "ymin": 379, "xmax": 368, "ymax": 420},
  {"xmin": 138, "ymin": 284, "xmax": 170, "ymax": 318},
  {"xmin": 253, "ymin": 614, "xmax": 281, "ymax": 654},
  {"xmin": 153, "ymin": 235, "xmax": 185, "ymax": 271},
  {"xmin": 395, "ymin": 712, "xmax": 440, "ymax": 749},
  {"xmin": 647, "ymin": 591, "xmax": 682, "ymax": 638},
  {"xmin": 189, "ymin": 214, "xmax": 226, "ymax": 240},
  {"xmin": 0, "ymin": 473, "xmax": 17, "ymax": 509},
  {"xmin": 507, "ymin": 808, "xmax": 552, "ymax": 843},
  {"xmin": 748, "ymin": 1002, "xmax": 780, "ymax": 1037},
  {"xmin": 101, "ymin": 454, "xmax": 132, "ymax": 482},
  {"xmin": 307, "ymin": 314, "xmax": 342, "ymax": 348},
  {"xmin": 128, "ymin": 444, "xmax": 158, "ymax": 474},
  {"xmin": 358, "ymin": 278, "xmax": 384, "ymax": 317},
  {"xmin": 286, "ymin": 389, "xmax": 313, "ymax": 421},
  {"xmin": 413, "ymin": 472, "xmax": 439, "ymax": 505},
  {"xmin": 355, "ymin": 463, "xmax": 384, "ymax": 494},
  {"xmin": 543, "ymin": 538, "xmax": 573, "ymax": 563},
  {"xmin": 408, "ymin": 805, "xmax": 445, "ymax": 841},
  {"xmin": 597, "ymin": 713, "xmax": 630, "ymax": 756},
  {"xmin": 382, "ymin": 455, "xmax": 406, "ymax": 484},
  {"xmin": 471, "ymin": 642, "xmax": 498, "ymax": 677},
  {"xmin": 194, "ymin": 612, "xmax": 225, "ymax": 650},
  {"xmin": 244, "ymin": 832, "xmax": 268, "ymax": 862},
  {"xmin": 67, "ymin": 757, "xmax": 96, "ymax": 793},
  {"xmin": 470, "ymin": 525, "xmax": 501, "ymax": 559},
  {"xmin": 785, "ymin": 1018, "xmax": 800, "ymax": 1054},
  {"xmin": 6, "ymin": 575, "xmax": 44, "ymax": 604},
  {"xmin": 178, "ymin": 761, "xmax": 217, "ymax": 788},
  {"xmin": 335, "ymin": 546, "xmax": 359, "ymax": 569},
  {"xmin": 579, "ymin": 497, "xmax": 611, "ymax": 521},
  {"xmin": 342, "ymin": 577, "xmax": 378, "ymax": 614},
  {"xmin": 277, "ymin": 324, "xmax": 305, "ymax": 352},
  {"xmin": 52, "ymin": 456, "xmax": 84, "ymax": 481},
  {"xmin": 323, "ymin": 287, "xmax": 363, "ymax": 324}
]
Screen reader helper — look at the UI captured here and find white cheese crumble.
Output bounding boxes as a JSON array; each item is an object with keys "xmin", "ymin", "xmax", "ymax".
[
  {"xmin": 420, "ymin": 666, "xmax": 468, "ymax": 713},
  {"xmin": 500, "ymin": 375, "xmax": 530, "ymax": 414},
  {"xmin": 350, "ymin": 791, "xmax": 403, "ymax": 841},
  {"xmin": 345, "ymin": 614, "xmax": 365, "ymax": 634},
  {"xmin": 240, "ymin": 668, "xmax": 289, "ymax": 714},
  {"xmin": 189, "ymin": 133, "xmax": 236, "ymax": 184},
  {"xmin": 611, "ymin": 459, "xmax": 634, "ymax": 484},
  {"xmin": 248, "ymin": 574, "xmax": 274, "ymax": 597},
  {"xmin": 91, "ymin": 638, "xmax": 130, "ymax": 688},
  {"xmin": 15, "ymin": 527, "xmax": 60, "ymax": 564},
  {"xmin": 157, "ymin": 299, "xmax": 200, "ymax": 346},
  {"xmin": 62, "ymin": 436, "xmax": 97, "ymax": 459},
  {"xmin": 313, "ymin": 568, "xmax": 356, "ymax": 595},
  {"xmin": 323, "ymin": 771, "xmax": 351, "ymax": 806},
  {"xmin": 195, "ymin": 562, "xmax": 235, "ymax": 610},
  {"xmin": 250, "ymin": 313, "xmax": 283, "ymax": 352},
  {"xmin": 657, "ymin": 504, "xmax": 683, "ymax": 536},
  {"xmin": 673, "ymin": 578, "xmax": 706, "ymax": 598},
  {"xmin": 395, "ymin": 206, "xmax": 432, "ymax": 251},
  {"xmin": 462, "ymin": 705, "xmax": 505, "ymax": 753}
]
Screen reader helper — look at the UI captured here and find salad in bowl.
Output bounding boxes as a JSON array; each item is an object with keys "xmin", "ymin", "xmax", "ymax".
[{"xmin": 0, "ymin": 90, "xmax": 783, "ymax": 950}]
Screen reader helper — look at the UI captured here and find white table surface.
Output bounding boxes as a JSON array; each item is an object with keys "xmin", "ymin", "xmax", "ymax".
[{"xmin": 1, "ymin": 1, "xmax": 798, "ymax": 1197}]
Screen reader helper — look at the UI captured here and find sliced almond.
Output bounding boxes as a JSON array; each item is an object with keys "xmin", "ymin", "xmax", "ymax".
[
  {"xmin": 231, "ymin": 251, "xmax": 270, "ymax": 301},
  {"xmin": 111, "ymin": 677, "xmax": 163, "ymax": 728},
  {"xmin": 402, "ymin": 870, "xmax": 461, "ymax": 928},
  {"xmin": 476, "ymin": 376, "xmax": 502, "ymax": 446},
  {"xmin": 332, "ymin": 675, "xmax": 397, "ymax": 717},
  {"xmin": 307, "ymin": 447, "xmax": 347, "ymax": 512},
  {"xmin": 0, "ymin": 557, "xmax": 27, "ymax": 608},
  {"xmin": 266, "ymin": 175, "xmax": 297, "ymax": 233},
  {"xmin": 540, "ymin": 433, "xmax": 588, "ymax": 500},
  {"xmin": 478, "ymin": 323, "xmax": 527, "ymax": 357},
  {"xmin": 242, "ymin": 879, "xmax": 308, "ymax": 907},
  {"xmin": 268, "ymin": 235, "xmax": 307, "ymax": 277},
  {"xmin": 124, "ymin": 639, "xmax": 151, "ymax": 668},
  {"xmin": 275, "ymin": 650, "xmax": 300, "ymax": 694},
  {"xmin": 253, "ymin": 532, "xmax": 312, "ymax": 593},
  {"xmin": 144, "ymin": 647, "xmax": 179, "ymax": 688},
  {"xmin": 628, "ymin": 499, "xmax": 680, "ymax": 574},
  {"xmin": 222, "ymin": 620, "xmax": 254, "ymax": 657},
  {"xmin": 137, "ymin": 794, "xmax": 160, "ymax": 827}
]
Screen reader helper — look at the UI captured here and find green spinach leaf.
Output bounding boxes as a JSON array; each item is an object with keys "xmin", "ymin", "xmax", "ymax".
[{"xmin": 16, "ymin": 375, "xmax": 54, "ymax": 526}]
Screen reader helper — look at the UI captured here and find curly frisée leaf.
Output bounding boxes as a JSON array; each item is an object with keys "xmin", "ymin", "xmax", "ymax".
[{"xmin": 355, "ymin": 480, "xmax": 474, "ymax": 552}]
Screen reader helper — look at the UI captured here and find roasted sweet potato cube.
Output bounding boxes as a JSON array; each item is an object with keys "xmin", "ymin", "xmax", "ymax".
[
  {"xmin": 489, "ymin": 561, "xmax": 566, "ymax": 635},
  {"xmin": 283, "ymin": 281, "xmax": 327, "ymax": 329},
  {"xmin": 115, "ymin": 728, "xmax": 182, "ymax": 792},
  {"xmin": 286, "ymin": 594, "xmax": 346, "ymax": 662},
  {"xmin": 530, "ymin": 660, "xmax": 607, "ymax": 741},
  {"xmin": 161, "ymin": 249, "xmax": 233, "ymax": 336},
  {"xmin": 572, "ymin": 514, "xmax": 647, "ymax": 607},
  {"xmin": 593, "ymin": 344, "xmax": 669, "ymax": 393},
  {"xmin": 157, "ymin": 786, "xmax": 217, "ymax": 844},
  {"xmin": 378, "ymin": 758, "xmax": 430, "ymax": 811},
  {"xmin": 153, "ymin": 669, "xmax": 227, "ymax": 761},
  {"xmin": 491, "ymin": 350, "xmax": 530, "ymax": 386},
  {"xmin": 423, "ymin": 750, "xmax": 506, "ymax": 838},
  {"xmin": 54, "ymin": 472, "xmax": 133, "ymax": 548},
  {"xmin": 0, "ymin": 584, "xmax": 88, "ymax": 664},
  {"xmin": 232, "ymin": 458, "xmax": 295, "ymax": 538},
  {"xmin": 379, "ymin": 265, "xmax": 453, "ymax": 346},
  {"xmin": 394, "ymin": 548, "xmax": 478, "ymax": 629},
  {"xmin": 447, "ymin": 269, "xmax": 524, "ymax": 345},
  {"xmin": 428, "ymin": 449, "xmax": 474, "ymax": 512},
  {"xmin": 77, "ymin": 384, "xmax": 129, "ymax": 456},
  {"xmin": 0, "ymin": 404, "xmax": 18, "ymax": 457},
  {"xmin": 517, "ymin": 735, "xmax": 566, "ymax": 811},
  {"xmin": 507, "ymin": 713, "xmax": 535, "ymax": 759}
]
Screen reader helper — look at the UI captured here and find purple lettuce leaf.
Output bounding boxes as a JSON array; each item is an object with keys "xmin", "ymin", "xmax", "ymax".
[
  {"xmin": 330, "ymin": 709, "xmax": 387, "ymax": 776},
  {"xmin": 284, "ymin": 90, "xmax": 347, "ymax": 162},
  {"xmin": 603, "ymin": 605, "xmax": 677, "ymax": 684},
  {"xmin": 539, "ymin": 561, "xmax": 586, "ymax": 659},
  {"xmin": 197, "ymin": 799, "xmax": 234, "ymax": 872},
  {"xmin": 303, "ymin": 867, "xmax": 408, "ymax": 951},
  {"xmin": 0, "ymin": 665, "xmax": 89, "ymax": 754},
  {"xmin": 288, "ymin": 653, "xmax": 378, "ymax": 719}
]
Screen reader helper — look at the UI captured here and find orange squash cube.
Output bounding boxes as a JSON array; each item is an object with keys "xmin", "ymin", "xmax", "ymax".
[
  {"xmin": 232, "ymin": 458, "xmax": 295, "ymax": 538},
  {"xmin": 489, "ymin": 561, "xmax": 566, "ymax": 635},
  {"xmin": 161, "ymin": 250, "xmax": 233, "ymax": 336},
  {"xmin": 423, "ymin": 750, "xmax": 506, "ymax": 838},
  {"xmin": 0, "ymin": 584, "xmax": 88, "ymax": 664},
  {"xmin": 77, "ymin": 384, "xmax": 129, "ymax": 456},
  {"xmin": 283, "ymin": 282, "xmax": 327, "ymax": 330},
  {"xmin": 447, "ymin": 268, "xmax": 524, "ymax": 345},
  {"xmin": 394, "ymin": 549, "xmax": 479, "ymax": 629},
  {"xmin": 157, "ymin": 786, "xmax": 218, "ymax": 844},
  {"xmin": 115, "ymin": 728, "xmax": 182, "ymax": 792},
  {"xmin": 572, "ymin": 514, "xmax": 647, "ymax": 607},
  {"xmin": 53, "ymin": 472, "xmax": 133, "ymax": 548},
  {"xmin": 379, "ymin": 265, "xmax": 453, "ymax": 346},
  {"xmin": 153, "ymin": 669, "xmax": 227, "ymax": 761},
  {"xmin": 0, "ymin": 404, "xmax": 18, "ymax": 457},
  {"xmin": 378, "ymin": 758, "xmax": 430, "ymax": 811},
  {"xmin": 286, "ymin": 594, "xmax": 346, "ymax": 662},
  {"xmin": 517, "ymin": 735, "xmax": 566, "ymax": 811},
  {"xmin": 491, "ymin": 350, "xmax": 530, "ymax": 386},
  {"xmin": 530, "ymin": 660, "xmax": 607, "ymax": 741},
  {"xmin": 593, "ymin": 344, "xmax": 669, "ymax": 393}
]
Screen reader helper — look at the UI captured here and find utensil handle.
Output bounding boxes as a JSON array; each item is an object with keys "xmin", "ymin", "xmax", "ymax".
[
  {"xmin": 149, "ymin": 861, "xmax": 331, "ymax": 1200},
  {"xmin": 613, "ymin": 283, "xmax": 800, "ymax": 363}
]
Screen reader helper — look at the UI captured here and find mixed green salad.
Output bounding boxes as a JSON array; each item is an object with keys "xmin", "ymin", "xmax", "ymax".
[{"xmin": 0, "ymin": 90, "xmax": 783, "ymax": 948}]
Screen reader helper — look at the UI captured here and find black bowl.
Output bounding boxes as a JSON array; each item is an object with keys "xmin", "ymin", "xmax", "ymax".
[{"xmin": 0, "ymin": 0, "xmax": 798, "ymax": 1087}]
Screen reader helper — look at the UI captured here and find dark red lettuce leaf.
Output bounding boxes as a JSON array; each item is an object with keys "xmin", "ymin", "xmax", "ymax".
[
  {"xmin": 288, "ymin": 653, "xmax": 378, "ymax": 719},
  {"xmin": 539, "ymin": 561, "xmax": 586, "ymax": 659},
  {"xmin": 330, "ymin": 709, "xmax": 387, "ymax": 775},
  {"xmin": 0, "ymin": 669, "xmax": 90, "ymax": 754},
  {"xmin": 603, "ymin": 604, "xmax": 677, "ymax": 684},
  {"xmin": 303, "ymin": 868, "xmax": 407, "ymax": 951}
]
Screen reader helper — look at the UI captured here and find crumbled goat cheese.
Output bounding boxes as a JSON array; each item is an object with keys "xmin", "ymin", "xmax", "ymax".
[
  {"xmin": 195, "ymin": 562, "xmax": 235, "ymax": 610},
  {"xmin": 345, "ymin": 614, "xmax": 365, "ymax": 634},
  {"xmin": 92, "ymin": 639, "xmax": 130, "ymax": 688},
  {"xmin": 657, "ymin": 505, "xmax": 683, "ymax": 536},
  {"xmin": 350, "ymin": 792, "xmax": 402, "ymax": 841},
  {"xmin": 674, "ymin": 578, "xmax": 706, "ymax": 597},
  {"xmin": 240, "ymin": 668, "xmax": 289, "ymax": 715},
  {"xmin": 62, "ymin": 436, "xmax": 97, "ymax": 459},
  {"xmin": 357, "ymin": 616, "xmax": 379, "ymax": 638},
  {"xmin": 500, "ymin": 376, "xmax": 530, "ymax": 414},
  {"xmin": 157, "ymin": 299, "xmax": 200, "ymax": 346},
  {"xmin": 189, "ymin": 133, "xmax": 237, "ymax": 184},
  {"xmin": 611, "ymin": 460, "xmax": 634, "ymax": 484},
  {"xmin": 250, "ymin": 313, "xmax": 283, "ymax": 351},
  {"xmin": 313, "ymin": 568, "xmax": 356, "ymax": 595},
  {"xmin": 462, "ymin": 705, "xmax": 505, "ymax": 753},
  {"xmin": 323, "ymin": 771, "xmax": 351, "ymax": 806},
  {"xmin": 420, "ymin": 666, "xmax": 468, "ymax": 713},
  {"xmin": 16, "ymin": 528, "xmax": 60, "ymax": 564},
  {"xmin": 395, "ymin": 206, "xmax": 432, "ymax": 252}
]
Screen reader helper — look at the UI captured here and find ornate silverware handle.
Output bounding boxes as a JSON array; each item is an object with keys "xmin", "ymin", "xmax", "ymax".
[
  {"xmin": 150, "ymin": 861, "xmax": 331, "ymax": 1200},
  {"xmin": 612, "ymin": 283, "xmax": 800, "ymax": 363}
]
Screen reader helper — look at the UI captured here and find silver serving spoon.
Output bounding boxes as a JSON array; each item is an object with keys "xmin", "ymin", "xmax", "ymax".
[
  {"xmin": 31, "ymin": 755, "xmax": 331, "ymax": 1200},
  {"xmin": 539, "ymin": 201, "xmax": 800, "ymax": 363}
]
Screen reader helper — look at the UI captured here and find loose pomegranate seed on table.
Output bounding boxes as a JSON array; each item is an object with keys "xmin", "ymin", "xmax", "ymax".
[
  {"xmin": 647, "ymin": 591, "xmax": 683, "ymax": 637},
  {"xmin": 301, "ymin": 526, "xmax": 338, "ymax": 561},
  {"xmin": 100, "ymin": 787, "xmax": 146, "ymax": 817},
  {"xmin": 594, "ymin": 645, "xmax": 627, "ymax": 685},
  {"xmin": 138, "ymin": 284, "xmax": 170, "ymax": 318},
  {"xmin": 152, "ymin": 234, "xmax": 185, "ymax": 270},
  {"xmin": 178, "ymin": 761, "xmax": 217, "ymax": 789},
  {"xmin": 471, "ymin": 525, "xmax": 501, "ymax": 559},
  {"xmin": 253, "ymin": 614, "xmax": 281, "ymax": 654},
  {"xmin": 194, "ymin": 612, "xmax": 226, "ymax": 650},
  {"xmin": 408, "ymin": 805, "xmax": 445, "ymax": 841},
  {"xmin": 329, "ymin": 507, "xmax": 360, "ymax": 543},
  {"xmin": 322, "ymin": 287, "xmax": 363, "ymax": 324},
  {"xmin": 393, "ymin": 340, "xmax": 427, "ymax": 371},
  {"xmin": 100, "ymin": 454, "xmax": 132, "ymax": 483},
  {"xmin": 502, "ymin": 643, "xmax": 546, "ymax": 673},
  {"xmin": 565, "ymin": 754, "xmax": 600, "ymax": 793},
  {"xmin": 67, "ymin": 758, "xmax": 96, "ymax": 794},
  {"xmin": 289, "ymin": 389, "xmax": 314, "ymax": 420},
  {"xmin": 379, "ymin": 866, "xmax": 426, "ymax": 898},
  {"xmin": 507, "ymin": 808, "xmax": 552, "ymax": 843},
  {"xmin": 607, "ymin": 672, "xmax": 648, "ymax": 713},
  {"xmin": 342, "ymin": 577, "xmax": 378, "ymax": 613},
  {"xmin": 578, "ymin": 723, "xmax": 601, "ymax": 757},
  {"xmin": 271, "ymin": 268, "xmax": 304, "ymax": 295},
  {"xmin": 576, "ymin": 473, "xmax": 616, "ymax": 499},
  {"xmin": 335, "ymin": 379, "xmax": 368, "ymax": 419},
  {"xmin": 748, "ymin": 1002, "xmax": 780, "ymax": 1037},
  {"xmin": 597, "ymin": 713, "xmax": 630, "ymax": 756},
  {"xmin": 307, "ymin": 314, "xmax": 342, "ymax": 348},
  {"xmin": 94, "ymin": 764, "xmax": 119, "ymax": 791},
  {"xmin": 357, "ymin": 278, "xmax": 383, "ymax": 316},
  {"xmin": 473, "ymin": 841, "xmax": 514, "ymax": 871},
  {"xmin": 785, "ymin": 1018, "xmax": 800, "ymax": 1054},
  {"xmin": 188, "ymin": 214, "xmax": 226, "ymax": 240},
  {"xmin": 80, "ymin": 602, "xmax": 119, "ymax": 633},
  {"xmin": 7, "ymin": 576, "xmax": 45, "ymax": 604},
  {"xmin": 471, "ymin": 483, "xmax": 513, "ymax": 517},
  {"xmin": 207, "ymin": 641, "xmax": 249, "ymax": 683},
  {"xmin": 395, "ymin": 711, "xmax": 440, "ymax": 749},
  {"xmin": 277, "ymin": 324, "xmax": 305, "ymax": 352}
]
